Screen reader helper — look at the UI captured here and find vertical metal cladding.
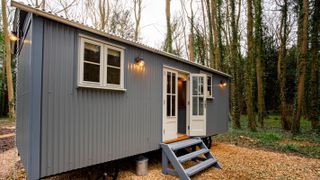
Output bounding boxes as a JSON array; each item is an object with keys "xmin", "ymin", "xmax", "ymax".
[
  {"xmin": 40, "ymin": 20, "xmax": 164, "ymax": 177},
  {"xmin": 206, "ymin": 76, "xmax": 230, "ymax": 136},
  {"xmin": 38, "ymin": 18, "xmax": 229, "ymax": 177},
  {"xmin": 16, "ymin": 17, "xmax": 32, "ymax": 171}
]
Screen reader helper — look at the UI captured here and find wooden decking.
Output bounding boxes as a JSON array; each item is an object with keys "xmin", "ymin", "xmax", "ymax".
[{"xmin": 163, "ymin": 134, "xmax": 190, "ymax": 144}]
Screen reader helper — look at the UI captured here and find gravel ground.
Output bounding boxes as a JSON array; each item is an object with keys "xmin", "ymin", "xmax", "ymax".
[
  {"xmin": 117, "ymin": 143, "xmax": 320, "ymax": 180},
  {"xmin": 1, "ymin": 143, "xmax": 320, "ymax": 179},
  {"xmin": 0, "ymin": 148, "xmax": 21, "ymax": 180},
  {"xmin": 0, "ymin": 122, "xmax": 319, "ymax": 180}
]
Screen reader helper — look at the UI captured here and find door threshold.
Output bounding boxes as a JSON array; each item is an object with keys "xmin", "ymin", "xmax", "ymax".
[{"xmin": 163, "ymin": 134, "xmax": 190, "ymax": 144}]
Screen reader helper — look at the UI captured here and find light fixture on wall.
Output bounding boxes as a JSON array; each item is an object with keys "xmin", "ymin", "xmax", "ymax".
[
  {"xmin": 9, "ymin": 34, "xmax": 18, "ymax": 41},
  {"xmin": 219, "ymin": 80, "xmax": 227, "ymax": 88},
  {"xmin": 135, "ymin": 56, "xmax": 145, "ymax": 67}
]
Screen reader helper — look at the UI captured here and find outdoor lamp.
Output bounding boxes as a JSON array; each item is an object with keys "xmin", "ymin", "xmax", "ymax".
[
  {"xmin": 135, "ymin": 56, "xmax": 145, "ymax": 67},
  {"xmin": 9, "ymin": 34, "xmax": 18, "ymax": 41},
  {"xmin": 219, "ymin": 80, "xmax": 227, "ymax": 88}
]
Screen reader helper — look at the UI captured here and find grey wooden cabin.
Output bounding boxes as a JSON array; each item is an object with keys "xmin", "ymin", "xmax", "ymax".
[{"xmin": 12, "ymin": 1, "xmax": 230, "ymax": 179}]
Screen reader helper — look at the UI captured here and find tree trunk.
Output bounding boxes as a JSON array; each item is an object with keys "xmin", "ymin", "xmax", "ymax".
[
  {"xmin": 1, "ymin": 0, "xmax": 16, "ymax": 119},
  {"xmin": 211, "ymin": 0, "xmax": 220, "ymax": 70},
  {"xmin": 217, "ymin": 0, "xmax": 223, "ymax": 69},
  {"xmin": 246, "ymin": 0, "xmax": 256, "ymax": 131},
  {"xmin": 292, "ymin": 0, "xmax": 308, "ymax": 134},
  {"xmin": 206, "ymin": 0, "xmax": 215, "ymax": 68},
  {"xmin": 164, "ymin": 0, "xmax": 173, "ymax": 53},
  {"xmin": 230, "ymin": 0, "xmax": 241, "ymax": 129},
  {"xmin": 99, "ymin": 0, "xmax": 106, "ymax": 30},
  {"xmin": 310, "ymin": 0, "xmax": 319, "ymax": 129},
  {"xmin": 133, "ymin": 0, "xmax": 142, "ymax": 41},
  {"xmin": 254, "ymin": 0, "xmax": 265, "ymax": 127},
  {"xmin": 189, "ymin": 0, "xmax": 195, "ymax": 61},
  {"xmin": 200, "ymin": 0, "xmax": 208, "ymax": 64},
  {"xmin": 277, "ymin": 0, "xmax": 290, "ymax": 130},
  {"xmin": 188, "ymin": 34, "xmax": 195, "ymax": 62}
]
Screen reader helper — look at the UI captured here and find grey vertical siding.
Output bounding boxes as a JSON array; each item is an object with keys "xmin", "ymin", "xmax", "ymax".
[
  {"xmin": 206, "ymin": 76, "xmax": 229, "ymax": 136},
  {"xmin": 16, "ymin": 15, "xmax": 32, "ymax": 172},
  {"xmin": 41, "ymin": 20, "xmax": 167, "ymax": 177},
  {"xmin": 14, "ymin": 15, "xmax": 229, "ymax": 178},
  {"xmin": 28, "ymin": 16, "xmax": 44, "ymax": 180},
  {"xmin": 16, "ymin": 14, "xmax": 44, "ymax": 180}
]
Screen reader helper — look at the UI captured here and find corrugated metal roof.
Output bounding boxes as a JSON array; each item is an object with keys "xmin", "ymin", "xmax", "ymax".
[{"xmin": 11, "ymin": 0, "xmax": 231, "ymax": 78}]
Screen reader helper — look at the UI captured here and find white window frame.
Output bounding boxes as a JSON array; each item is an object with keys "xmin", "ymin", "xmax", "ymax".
[
  {"xmin": 201, "ymin": 71, "xmax": 213, "ymax": 99},
  {"xmin": 78, "ymin": 36, "xmax": 125, "ymax": 91},
  {"xmin": 104, "ymin": 45, "xmax": 125, "ymax": 88}
]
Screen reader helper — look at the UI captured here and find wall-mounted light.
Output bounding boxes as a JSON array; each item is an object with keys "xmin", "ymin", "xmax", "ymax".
[
  {"xmin": 9, "ymin": 34, "xmax": 18, "ymax": 41},
  {"xmin": 135, "ymin": 56, "xmax": 145, "ymax": 67},
  {"xmin": 219, "ymin": 80, "xmax": 227, "ymax": 88},
  {"xmin": 24, "ymin": 39, "xmax": 32, "ymax": 44}
]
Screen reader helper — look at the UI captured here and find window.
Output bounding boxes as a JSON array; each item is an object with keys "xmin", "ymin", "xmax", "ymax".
[
  {"xmin": 206, "ymin": 75, "xmax": 213, "ymax": 98},
  {"xmin": 192, "ymin": 75, "xmax": 205, "ymax": 116},
  {"xmin": 83, "ymin": 42, "xmax": 101, "ymax": 83},
  {"xmin": 166, "ymin": 71, "xmax": 177, "ymax": 117},
  {"xmin": 78, "ymin": 36, "xmax": 125, "ymax": 90}
]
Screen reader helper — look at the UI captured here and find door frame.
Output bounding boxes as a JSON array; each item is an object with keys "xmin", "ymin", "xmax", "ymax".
[{"xmin": 162, "ymin": 66, "xmax": 190, "ymax": 142}]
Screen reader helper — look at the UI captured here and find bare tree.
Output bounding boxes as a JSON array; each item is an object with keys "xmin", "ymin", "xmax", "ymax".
[
  {"xmin": 171, "ymin": 15, "xmax": 184, "ymax": 56},
  {"xmin": 164, "ymin": 0, "xmax": 173, "ymax": 53},
  {"xmin": 55, "ymin": 0, "xmax": 79, "ymax": 19},
  {"xmin": 98, "ymin": 0, "xmax": 110, "ymax": 31},
  {"xmin": 109, "ymin": 2, "xmax": 135, "ymax": 39},
  {"xmin": 28, "ymin": 0, "xmax": 45, "ymax": 9},
  {"xmin": 133, "ymin": 0, "xmax": 142, "ymax": 41}
]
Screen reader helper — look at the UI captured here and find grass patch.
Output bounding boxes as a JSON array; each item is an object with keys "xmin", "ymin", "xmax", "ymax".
[
  {"xmin": 258, "ymin": 133, "xmax": 281, "ymax": 142},
  {"xmin": 215, "ymin": 114, "xmax": 320, "ymax": 159}
]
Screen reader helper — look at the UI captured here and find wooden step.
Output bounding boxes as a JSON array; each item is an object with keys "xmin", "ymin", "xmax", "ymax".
[
  {"xmin": 168, "ymin": 138, "xmax": 202, "ymax": 151},
  {"xmin": 177, "ymin": 148, "xmax": 209, "ymax": 163},
  {"xmin": 185, "ymin": 158, "xmax": 216, "ymax": 177}
]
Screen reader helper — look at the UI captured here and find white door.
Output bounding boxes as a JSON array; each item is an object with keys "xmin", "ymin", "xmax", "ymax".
[
  {"xmin": 163, "ymin": 69, "xmax": 178, "ymax": 141},
  {"xmin": 189, "ymin": 74, "xmax": 207, "ymax": 136}
]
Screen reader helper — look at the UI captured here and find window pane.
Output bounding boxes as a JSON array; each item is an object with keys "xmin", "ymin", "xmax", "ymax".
[
  {"xmin": 83, "ymin": 62, "xmax": 100, "ymax": 82},
  {"xmin": 84, "ymin": 42, "xmax": 100, "ymax": 63},
  {"xmin": 192, "ymin": 97, "xmax": 198, "ymax": 115},
  {"xmin": 107, "ymin": 67, "xmax": 120, "ymax": 84},
  {"xmin": 107, "ymin": 49, "xmax": 121, "ymax": 67},
  {"xmin": 172, "ymin": 73, "xmax": 176, "ymax": 94},
  {"xmin": 200, "ymin": 83, "xmax": 204, "ymax": 95},
  {"xmin": 192, "ymin": 77, "xmax": 198, "ymax": 95},
  {"xmin": 172, "ymin": 95, "xmax": 176, "ymax": 116},
  {"xmin": 167, "ymin": 95, "xmax": 171, "ymax": 116},
  {"xmin": 167, "ymin": 72, "xmax": 171, "ymax": 93},
  {"xmin": 199, "ymin": 97, "xmax": 204, "ymax": 115},
  {"xmin": 207, "ymin": 76, "xmax": 212, "ymax": 86},
  {"xmin": 208, "ymin": 86, "xmax": 212, "ymax": 96}
]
